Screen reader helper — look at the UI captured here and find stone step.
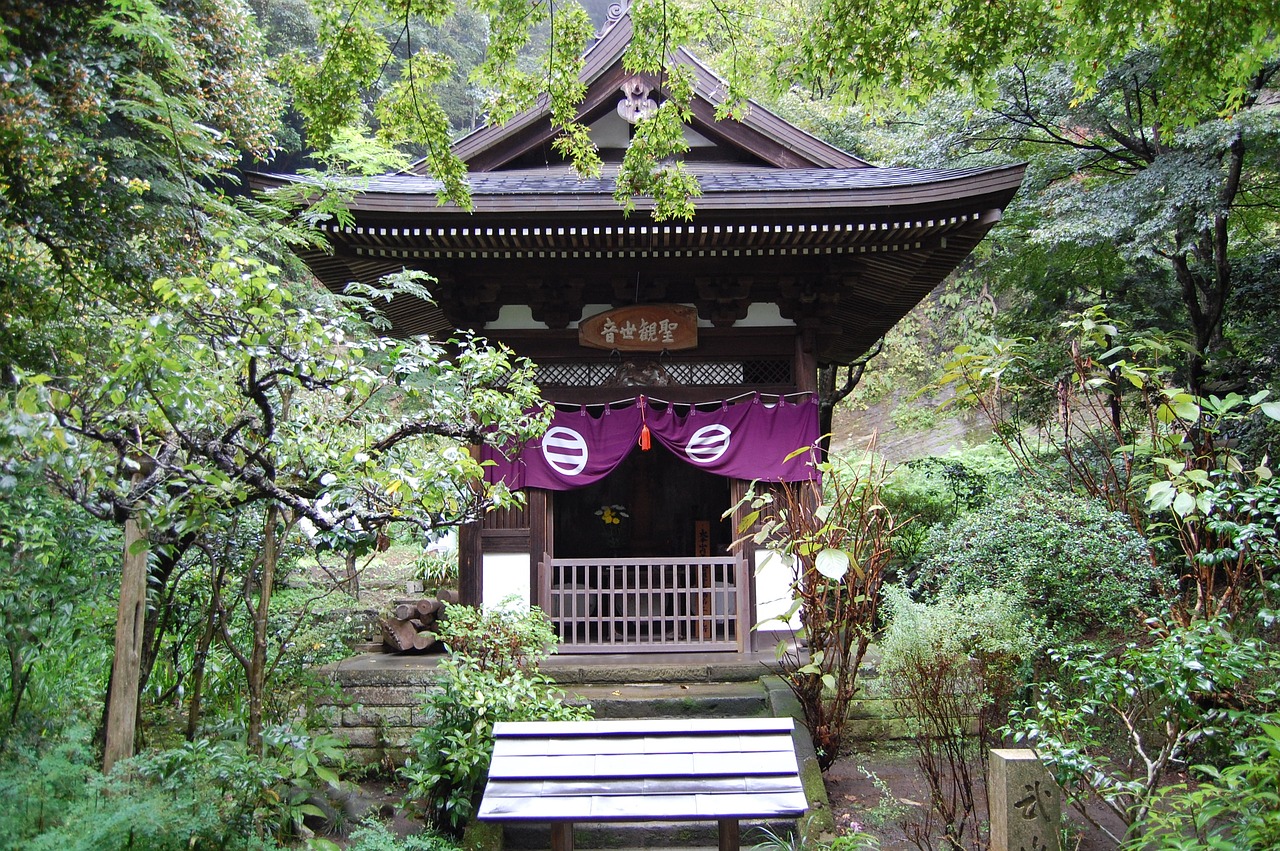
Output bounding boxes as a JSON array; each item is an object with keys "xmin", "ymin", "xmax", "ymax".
[
  {"xmin": 540, "ymin": 652, "xmax": 781, "ymax": 685},
  {"xmin": 563, "ymin": 681, "xmax": 770, "ymax": 718}
]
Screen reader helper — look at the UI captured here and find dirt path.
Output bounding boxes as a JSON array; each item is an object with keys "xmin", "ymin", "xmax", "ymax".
[{"xmin": 824, "ymin": 744, "xmax": 1127, "ymax": 850}]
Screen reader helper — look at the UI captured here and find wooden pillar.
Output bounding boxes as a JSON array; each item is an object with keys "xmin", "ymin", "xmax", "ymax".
[
  {"xmin": 550, "ymin": 822, "xmax": 575, "ymax": 851},
  {"xmin": 103, "ymin": 508, "xmax": 148, "ymax": 773},
  {"xmin": 717, "ymin": 818, "xmax": 740, "ymax": 851},
  {"xmin": 729, "ymin": 478, "xmax": 758, "ymax": 651},
  {"xmin": 529, "ymin": 489, "xmax": 548, "ymax": 607},
  {"xmin": 458, "ymin": 517, "xmax": 482, "ymax": 607},
  {"xmin": 794, "ymin": 327, "xmax": 818, "ymax": 393}
]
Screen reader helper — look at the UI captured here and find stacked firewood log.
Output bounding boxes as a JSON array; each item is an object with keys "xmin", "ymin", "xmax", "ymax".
[{"xmin": 379, "ymin": 590, "xmax": 456, "ymax": 652}]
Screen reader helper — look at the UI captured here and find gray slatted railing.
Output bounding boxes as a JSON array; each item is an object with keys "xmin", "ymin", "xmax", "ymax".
[{"xmin": 539, "ymin": 556, "xmax": 745, "ymax": 653}]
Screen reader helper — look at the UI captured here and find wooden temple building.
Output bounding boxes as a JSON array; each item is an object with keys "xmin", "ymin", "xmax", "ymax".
[{"xmin": 259, "ymin": 8, "xmax": 1024, "ymax": 654}]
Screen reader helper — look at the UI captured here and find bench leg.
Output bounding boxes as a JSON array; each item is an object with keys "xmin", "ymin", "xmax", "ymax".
[
  {"xmin": 551, "ymin": 822, "xmax": 574, "ymax": 851},
  {"xmin": 718, "ymin": 818, "xmax": 740, "ymax": 851}
]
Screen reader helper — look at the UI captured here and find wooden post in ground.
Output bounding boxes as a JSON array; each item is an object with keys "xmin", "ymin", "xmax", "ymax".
[
  {"xmin": 103, "ymin": 504, "xmax": 148, "ymax": 773},
  {"xmin": 550, "ymin": 823, "xmax": 574, "ymax": 851},
  {"xmin": 717, "ymin": 818, "xmax": 740, "ymax": 851}
]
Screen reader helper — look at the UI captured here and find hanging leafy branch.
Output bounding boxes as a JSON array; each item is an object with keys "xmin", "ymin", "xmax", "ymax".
[
  {"xmin": 787, "ymin": 0, "xmax": 1280, "ymax": 130},
  {"xmin": 6, "ymin": 253, "xmax": 547, "ymax": 535}
]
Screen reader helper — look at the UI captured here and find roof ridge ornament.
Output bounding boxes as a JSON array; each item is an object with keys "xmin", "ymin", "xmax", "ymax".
[{"xmin": 599, "ymin": 2, "xmax": 629, "ymax": 38}]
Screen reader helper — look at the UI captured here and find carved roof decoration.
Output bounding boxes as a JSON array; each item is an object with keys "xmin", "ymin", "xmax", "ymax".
[{"xmin": 249, "ymin": 8, "xmax": 1025, "ymax": 367}]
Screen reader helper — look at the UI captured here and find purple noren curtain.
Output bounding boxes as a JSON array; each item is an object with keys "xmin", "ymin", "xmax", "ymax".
[{"xmin": 481, "ymin": 395, "xmax": 820, "ymax": 491}]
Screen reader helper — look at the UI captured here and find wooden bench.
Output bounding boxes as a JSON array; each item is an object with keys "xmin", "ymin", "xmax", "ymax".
[{"xmin": 477, "ymin": 717, "xmax": 807, "ymax": 851}]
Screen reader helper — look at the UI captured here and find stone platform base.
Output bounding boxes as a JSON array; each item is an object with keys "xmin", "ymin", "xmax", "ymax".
[{"xmin": 315, "ymin": 647, "xmax": 906, "ymax": 769}]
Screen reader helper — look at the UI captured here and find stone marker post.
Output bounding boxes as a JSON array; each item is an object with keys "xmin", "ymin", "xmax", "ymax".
[{"xmin": 989, "ymin": 748, "xmax": 1061, "ymax": 851}]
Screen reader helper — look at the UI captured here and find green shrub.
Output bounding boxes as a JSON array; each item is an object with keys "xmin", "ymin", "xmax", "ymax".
[
  {"xmin": 0, "ymin": 726, "xmax": 316, "ymax": 850},
  {"xmin": 878, "ymin": 587, "xmax": 1042, "ymax": 847},
  {"xmin": 1008, "ymin": 619, "xmax": 1277, "ymax": 844},
  {"xmin": 1136, "ymin": 717, "xmax": 1280, "ymax": 849},
  {"xmin": 879, "ymin": 448, "xmax": 1020, "ymax": 571},
  {"xmin": 402, "ymin": 603, "xmax": 590, "ymax": 832},
  {"xmin": 123, "ymin": 724, "xmax": 345, "ymax": 845},
  {"xmin": 346, "ymin": 818, "xmax": 464, "ymax": 851},
  {"xmin": 881, "ymin": 458, "xmax": 980, "ymax": 568},
  {"xmin": 436, "ymin": 597, "xmax": 558, "ymax": 677},
  {"xmin": 0, "ymin": 728, "xmax": 98, "ymax": 848},
  {"xmin": 914, "ymin": 489, "xmax": 1161, "ymax": 637}
]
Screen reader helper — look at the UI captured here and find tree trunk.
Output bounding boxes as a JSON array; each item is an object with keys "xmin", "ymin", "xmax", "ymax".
[
  {"xmin": 246, "ymin": 502, "xmax": 278, "ymax": 756},
  {"xmin": 344, "ymin": 550, "xmax": 360, "ymax": 600},
  {"xmin": 185, "ymin": 588, "xmax": 219, "ymax": 741},
  {"xmin": 103, "ymin": 509, "xmax": 149, "ymax": 773},
  {"xmin": 138, "ymin": 535, "xmax": 195, "ymax": 701},
  {"xmin": 4, "ymin": 633, "xmax": 29, "ymax": 730},
  {"xmin": 816, "ymin": 341, "xmax": 882, "ymax": 458}
]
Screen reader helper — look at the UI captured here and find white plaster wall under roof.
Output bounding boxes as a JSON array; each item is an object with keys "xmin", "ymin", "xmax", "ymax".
[
  {"xmin": 486, "ymin": 304, "xmax": 539, "ymax": 330},
  {"xmin": 486, "ymin": 301, "xmax": 795, "ymax": 330},
  {"xmin": 588, "ymin": 109, "xmax": 716, "ymax": 151},
  {"xmin": 736, "ymin": 303, "xmax": 794, "ymax": 327}
]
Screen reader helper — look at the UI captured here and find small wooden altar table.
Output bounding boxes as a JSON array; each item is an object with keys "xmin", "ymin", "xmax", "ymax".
[{"xmin": 477, "ymin": 717, "xmax": 807, "ymax": 851}]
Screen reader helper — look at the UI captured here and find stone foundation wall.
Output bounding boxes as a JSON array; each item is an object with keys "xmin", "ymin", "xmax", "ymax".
[
  {"xmin": 316, "ymin": 661, "xmax": 440, "ymax": 767},
  {"xmin": 316, "ymin": 654, "xmax": 912, "ymax": 768}
]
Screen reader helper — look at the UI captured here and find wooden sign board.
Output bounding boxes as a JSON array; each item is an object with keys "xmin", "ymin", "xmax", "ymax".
[
  {"xmin": 695, "ymin": 520, "xmax": 712, "ymax": 557},
  {"xmin": 578, "ymin": 304, "xmax": 698, "ymax": 352}
]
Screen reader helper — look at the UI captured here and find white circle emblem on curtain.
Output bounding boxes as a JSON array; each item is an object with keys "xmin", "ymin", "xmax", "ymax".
[
  {"xmin": 685, "ymin": 424, "xmax": 731, "ymax": 464},
  {"xmin": 541, "ymin": 426, "xmax": 589, "ymax": 476}
]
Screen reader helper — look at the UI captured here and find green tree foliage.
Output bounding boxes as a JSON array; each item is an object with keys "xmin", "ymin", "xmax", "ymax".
[
  {"xmin": 0, "ymin": 0, "xmax": 279, "ymax": 373},
  {"xmin": 0, "ymin": 0, "xmax": 572, "ymax": 773},
  {"xmin": 701, "ymin": 0, "xmax": 1274, "ymax": 393},
  {"xmin": 967, "ymin": 59, "xmax": 1275, "ymax": 391},
  {"xmin": 5, "ymin": 253, "xmax": 545, "ymax": 540},
  {"xmin": 1008, "ymin": 619, "xmax": 1279, "ymax": 843},
  {"xmin": 278, "ymin": 0, "xmax": 595, "ymax": 208},
  {"xmin": 788, "ymin": 0, "xmax": 1279, "ymax": 128},
  {"xmin": 0, "ymin": 476, "xmax": 118, "ymax": 746},
  {"xmin": 914, "ymin": 490, "xmax": 1162, "ymax": 639},
  {"xmin": 2, "ymin": 250, "xmax": 546, "ymax": 751},
  {"xmin": 402, "ymin": 602, "xmax": 590, "ymax": 832}
]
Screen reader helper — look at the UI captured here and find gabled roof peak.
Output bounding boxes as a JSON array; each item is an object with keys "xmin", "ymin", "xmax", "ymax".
[{"xmin": 419, "ymin": 6, "xmax": 867, "ymax": 175}]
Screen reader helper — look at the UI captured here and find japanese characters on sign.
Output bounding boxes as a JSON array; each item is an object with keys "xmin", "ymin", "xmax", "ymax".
[
  {"xmin": 989, "ymin": 749, "xmax": 1061, "ymax": 851},
  {"xmin": 578, "ymin": 304, "xmax": 699, "ymax": 352},
  {"xmin": 695, "ymin": 520, "xmax": 712, "ymax": 557}
]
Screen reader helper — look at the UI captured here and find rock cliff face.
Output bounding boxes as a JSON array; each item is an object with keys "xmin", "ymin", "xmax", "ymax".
[
  {"xmin": 825, "ymin": 276, "xmax": 1000, "ymax": 464},
  {"xmin": 831, "ymin": 390, "xmax": 993, "ymax": 463}
]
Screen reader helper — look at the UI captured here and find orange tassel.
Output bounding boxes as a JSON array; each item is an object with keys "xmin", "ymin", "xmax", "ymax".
[{"xmin": 639, "ymin": 423, "xmax": 651, "ymax": 451}]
